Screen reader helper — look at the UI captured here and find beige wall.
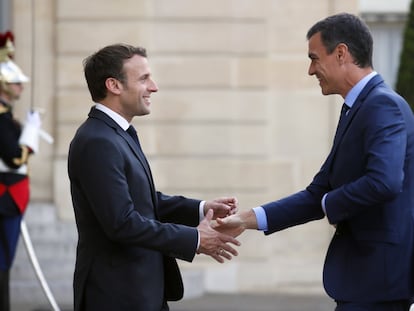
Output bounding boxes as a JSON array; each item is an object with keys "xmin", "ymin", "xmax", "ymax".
[{"xmin": 12, "ymin": 0, "xmax": 358, "ymax": 294}]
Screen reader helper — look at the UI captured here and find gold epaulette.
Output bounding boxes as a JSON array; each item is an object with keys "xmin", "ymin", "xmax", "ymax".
[
  {"xmin": 13, "ymin": 145, "xmax": 30, "ymax": 166},
  {"xmin": 0, "ymin": 104, "xmax": 9, "ymax": 114}
]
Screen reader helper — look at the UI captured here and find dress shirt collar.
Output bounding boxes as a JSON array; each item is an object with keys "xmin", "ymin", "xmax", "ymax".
[
  {"xmin": 344, "ymin": 71, "xmax": 377, "ymax": 108},
  {"xmin": 94, "ymin": 103, "xmax": 130, "ymax": 131}
]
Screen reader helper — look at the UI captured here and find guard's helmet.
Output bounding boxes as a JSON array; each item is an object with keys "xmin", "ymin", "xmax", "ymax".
[
  {"xmin": 0, "ymin": 60, "xmax": 29, "ymax": 83},
  {"xmin": 0, "ymin": 31, "xmax": 29, "ymax": 84}
]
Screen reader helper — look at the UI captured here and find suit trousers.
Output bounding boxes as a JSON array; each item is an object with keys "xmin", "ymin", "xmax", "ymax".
[
  {"xmin": 0, "ymin": 270, "xmax": 10, "ymax": 311},
  {"xmin": 335, "ymin": 300, "xmax": 410, "ymax": 311}
]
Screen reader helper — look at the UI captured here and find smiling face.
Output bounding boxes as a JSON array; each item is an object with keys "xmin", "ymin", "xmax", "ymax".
[
  {"xmin": 307, "ymin": 32, "xmax": 343, "ymax": 96},
  {"xmin": 117, "ymin": 54, "xmax": 158, "ymax": 120}
]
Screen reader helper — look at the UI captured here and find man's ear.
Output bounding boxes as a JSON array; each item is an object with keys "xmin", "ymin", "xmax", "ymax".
[
  {"xmin": 105, "ymin": 77, "xmax": 122, "ymax": 95},
  {"xmin": 336, "ymin": 43, "xmax": 348, "ymax": 64}
]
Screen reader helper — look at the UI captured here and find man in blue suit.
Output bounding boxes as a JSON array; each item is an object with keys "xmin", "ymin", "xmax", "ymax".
[
  {"xmin": 217, "ymin": 13, "xmax": 414, "ymax": 310},
  {"xmin": 68, "ymin": 44, "xmax": 241, "ymax": 311}
]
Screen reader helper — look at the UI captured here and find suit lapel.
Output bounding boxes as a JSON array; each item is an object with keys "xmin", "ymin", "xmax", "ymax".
[
  {"xmin": 329, "ymin": 75, "xmax": 384, "ymax": 161},
  {"xmin": 119, "ymin": 128, "xmax": 158, "ymax": 210},
  {"xmin": 88, "ymin": 107, "xmax": 159, "ymax": 211}
]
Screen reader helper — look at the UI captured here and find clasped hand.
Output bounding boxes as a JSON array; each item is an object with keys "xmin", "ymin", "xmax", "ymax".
[{"xmin": 196, "ymin": 197, "xmax": 247, "ymax": 263}]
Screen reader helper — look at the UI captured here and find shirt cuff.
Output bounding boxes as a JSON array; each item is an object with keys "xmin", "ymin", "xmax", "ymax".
[
  {"xmin": 199, "ymin": 200, "xmax": 205, "ymax": 222},
  {"xmin": 196, "ymin": 229, "xmax": 201, "ymax": 251},
  {"xmin": 253, "ymin": 206, "xmax": 268, "ymax": 231},
  {"xmin": 196, "ymin": 201, "xmax": 206, "ymax": 250},
  {"xmin": 321, "ymin": 193, "xmax": 328, "ymax": 216}
]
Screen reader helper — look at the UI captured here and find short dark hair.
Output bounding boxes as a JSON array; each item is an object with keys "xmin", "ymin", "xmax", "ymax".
[
  {"xmin": 83, "ymin": 44, "xmax": 147, "ymax": 102},
  {"xmin": 306, "ymin": 13, "xmax": 373, "ymax": 68}
]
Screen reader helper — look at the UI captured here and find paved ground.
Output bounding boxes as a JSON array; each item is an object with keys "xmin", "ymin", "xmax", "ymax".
[
  {"xmin": 170, "ymin": 293, "xmax": 335, "ymax": 311},
  {"xmin": 13, "ymin": 292, "xmax": 335, "ymax": 311}
]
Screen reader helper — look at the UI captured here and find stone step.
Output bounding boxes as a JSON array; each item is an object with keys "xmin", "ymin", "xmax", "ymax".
[
  {"xmin": 24, "ymin": 203, "xmax": 59, "ymax": 225},
  {"xmin": 11, "ymin": 278, "xmax": 72, "ymax": 305},
  {"xmin": 14, "ymin": 239, "xmax": 76, "ymax": 261},
  {"xmin": 12, "ymin": 257, "xmax": 75, "ymax": 280},
  {"xmin": 11, "ymin": 264, "xmax": 205, "ymax": 305},
  {"xmin": 10, "ymin": 203, "xmax": 75, "ymax": 305},
  {"xmin": 22, "ymin": 222, "xmax": 77, "ymax": 243}
]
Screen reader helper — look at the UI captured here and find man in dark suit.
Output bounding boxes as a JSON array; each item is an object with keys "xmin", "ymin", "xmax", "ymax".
[
  {"xmin": 68, "ymin": 44, "xmax": 241, "ymax": 311},
  {"xmin": 217, "ymin": 13, "xmax": 414, "ymax": 310}
]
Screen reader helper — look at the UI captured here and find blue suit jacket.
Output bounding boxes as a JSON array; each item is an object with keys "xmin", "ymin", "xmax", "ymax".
[
  {"xmin": 262, "ymin": 75, "xmax": 414, "ymax": 302},
  {"xmin": 68, "ymin": 107, "xmax": 201, "ymax": 311}
]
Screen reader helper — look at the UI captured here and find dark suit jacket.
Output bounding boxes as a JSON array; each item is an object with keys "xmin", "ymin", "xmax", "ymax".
[
  {"xmin": 261, "ymin": 75, "xmax": 414, "ymax": 302},
  {"xmin": 68, "ymin": 107, "xmax": 201, "ymax": 311}
]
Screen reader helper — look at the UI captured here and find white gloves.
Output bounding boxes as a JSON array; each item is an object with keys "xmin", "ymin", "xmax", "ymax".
[
  {"xmin": 25, "ymin": 110, "xmax": 42, "ymax": 128},
  {"xmin": 19, "ymin": 110, "xmax": 42, "ymax": 153}
]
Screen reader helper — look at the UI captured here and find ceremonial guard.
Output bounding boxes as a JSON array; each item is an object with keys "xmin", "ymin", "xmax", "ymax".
[{"xmin": 0, "ymin": 31, "xmax": 41, "ymax": 311}]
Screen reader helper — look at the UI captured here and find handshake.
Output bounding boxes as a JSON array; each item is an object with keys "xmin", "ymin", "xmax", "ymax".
[{"xmin": 196, "ymin": 197, "xmax": 255, "ymax": 263}]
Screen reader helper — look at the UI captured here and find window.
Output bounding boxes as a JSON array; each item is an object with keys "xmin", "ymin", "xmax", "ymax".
[
  {"xmin": 362, "ymin": 13, "xmax": 408, "ymax": 89},
  {"xmin": 0, "ymin": 0, "xmax": 11, "ymax": 31}
]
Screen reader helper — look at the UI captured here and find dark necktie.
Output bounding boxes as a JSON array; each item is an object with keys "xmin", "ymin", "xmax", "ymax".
[
  {"xmin": 126, "ymin": 125, "xmax": 141, "ymax": 148},
  {"xmin": 333, "ymin": 103, "xmax": 350, "ymax": 146},
  {"xmin": 340, "ymin": 102, "xmax": 350, "ymax": 119},
  {"xmin": 126, "ymin": 125, "xmax": 152, "ymax": 174},
  {"xmin": 126, "ymin": 125, "xmax": 158, "ymax": 216}
]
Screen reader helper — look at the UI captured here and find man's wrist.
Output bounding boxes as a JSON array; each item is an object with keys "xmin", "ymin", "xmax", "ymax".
[
  {"xmin": 196, "ymin": 229, "xmax": 201, "ymax": 252},
  {"xmin": 199, "ymin": 201, "xmax": 206, "ymax": 222},
  {"xmin": 252, "ymin": 207, "xmax": 266, "ymax": 231}
]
